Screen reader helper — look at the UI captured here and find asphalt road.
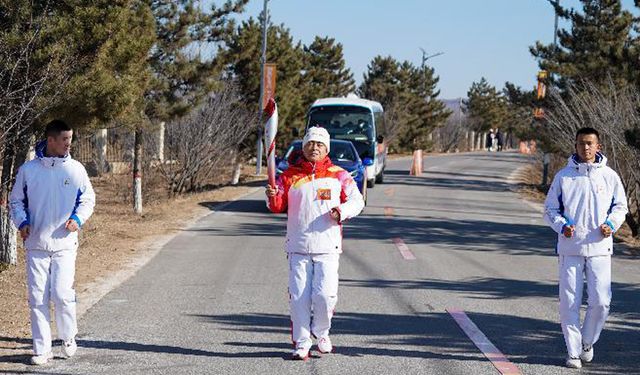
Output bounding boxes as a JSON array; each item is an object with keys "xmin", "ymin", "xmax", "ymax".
[{"xmin": 12, "ymin": 151, "xmax": 640, "ymax": 374}]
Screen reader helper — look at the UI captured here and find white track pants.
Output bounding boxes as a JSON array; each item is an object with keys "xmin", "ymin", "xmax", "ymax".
[
  {"xmin": 559, "ymin": 255, "xmax": 611, "ymax": 358},
  {"xmin": 26, "ymin": 249, "xmax": 78, "ymax": 355},
  {"xmin": 288, "ymin": 253, "xmax": 339, "ymax": 347}
]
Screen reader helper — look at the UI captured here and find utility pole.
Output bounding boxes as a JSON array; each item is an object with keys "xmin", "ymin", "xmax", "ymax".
[
  {"xmin": 543, "ymin": 0, "xmax": 560, "ymax": 186},
  {"xmin": 419, "ymin": 48, "xmax": 444, "ymax": 147},
  {"xmin": 256, "ymin": 0, "xmax": 269, "ymax": 175}
]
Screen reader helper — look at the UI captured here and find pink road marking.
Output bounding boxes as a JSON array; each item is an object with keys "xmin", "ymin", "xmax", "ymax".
[
  {"xmin": 392, "ymin": 237, "xmax": 416, "ymax": 260},
  {"xmin": 447, "ymin": 308, "xmax": 522, "ymax": 375},
  {"xmin": 384, "ymin": 207, "xmax": 394, "ymax": 217},
  {"xmin": 384, "ymin": 187, "xmax": 395, "ymax": 197}
]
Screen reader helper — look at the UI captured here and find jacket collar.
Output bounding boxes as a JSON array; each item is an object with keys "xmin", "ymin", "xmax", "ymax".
[
  {"xmin": 35, "ymin": 139, "xmax": 70, "ymax": 167},
  {"xmin": 288, "ymin": 151, "xmax": 332, "ymax": 175},
  {"xmin": 568, "ymin": 152, "xmax": 606, "ymax": 174}
]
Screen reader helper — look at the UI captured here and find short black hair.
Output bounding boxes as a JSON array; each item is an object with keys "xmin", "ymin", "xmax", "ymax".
[
  {"xmin": 576, "ymin": 127, "xmax": 600, "ymax": 141},
  {"xmin": 45, "ymin": 119, "xmax": 72, "ymax": 138}
]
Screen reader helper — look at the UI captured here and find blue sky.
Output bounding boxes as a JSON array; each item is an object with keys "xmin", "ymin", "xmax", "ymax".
[{"xmin": 218, "ymin": 0, "xmax": 638, "ymax": 99}]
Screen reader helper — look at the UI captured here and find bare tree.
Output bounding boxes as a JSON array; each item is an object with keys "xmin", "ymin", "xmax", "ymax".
[
  {"xmin": 434, "ymin": 111, "xmax": 473, "ymax": 153},
  {"xmin": 545, "ymin": 79, "xmax": 640, "ymax": 237},
  {"xmin": 153, "ymin": 82, "xmax": 255, "ymax": 195}
]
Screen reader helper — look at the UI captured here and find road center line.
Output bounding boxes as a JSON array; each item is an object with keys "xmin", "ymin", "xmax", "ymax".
[
  {"xmin": 384, "ymin": 207, "xmax": 394, "ymax": 217},
  {"xmin": 392, "ymin": 237, "xmax": 416, "ymax": 260},
  {"xmin": 447, "ymin": 308, "xmax": 522, "ymax": 375}
]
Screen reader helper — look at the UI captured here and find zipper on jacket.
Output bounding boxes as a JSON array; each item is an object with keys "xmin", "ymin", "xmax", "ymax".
[{"xmin": 586, "ymin": 165, "xmax": 595, "ymax": 255}]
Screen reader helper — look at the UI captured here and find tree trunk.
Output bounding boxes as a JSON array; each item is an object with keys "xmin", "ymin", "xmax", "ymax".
[
  {"xmin": 133, "ymin": 129, "xmax": 143, "ymax": 215},
  {"xmin": 0, "ymin": 127, "xmax": 31, "ymax": 266},
  {"xmin": 231, "ymin": 149, "xmax": 242, "ymax": 185},
  {"xmin": 627, "ymin": 212, "xmax": 639, "ymax": 238},
  {"xmin": 0, "ymin": 139, "xmax": 18, "ymax": 265}
]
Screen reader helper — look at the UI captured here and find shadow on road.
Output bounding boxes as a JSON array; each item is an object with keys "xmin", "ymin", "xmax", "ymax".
[{"xmin": 190, "ymin": 311, "xmax": 481, "ymax": 362}]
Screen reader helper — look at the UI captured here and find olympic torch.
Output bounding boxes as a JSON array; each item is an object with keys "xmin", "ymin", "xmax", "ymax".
[{"xmin": 264, "ymin": 98, "xmax": 278, "ymax": 188}]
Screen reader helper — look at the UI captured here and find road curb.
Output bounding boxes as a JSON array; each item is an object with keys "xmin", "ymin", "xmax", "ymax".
[{"xmin": 507, "ymin": 164, "xmax": 544, "ymax": 214}]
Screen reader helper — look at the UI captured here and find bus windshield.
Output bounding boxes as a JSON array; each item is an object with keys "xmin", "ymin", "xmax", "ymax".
[{"xmin": 307, "ymin": 105, "xmax": 374, "ymax": 143}]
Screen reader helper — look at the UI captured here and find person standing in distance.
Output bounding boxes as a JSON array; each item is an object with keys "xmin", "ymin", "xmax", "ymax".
[
  {"xmin": 10, "ymin": 119, "xmax": 96, "ymax": 365},
  {"xmin": 266, "ymin": 126, "xmax": 364, "ymax": 360},
  {"xmin": 544, "ymin": 127, "xmax": 628, "ymax": 369}
]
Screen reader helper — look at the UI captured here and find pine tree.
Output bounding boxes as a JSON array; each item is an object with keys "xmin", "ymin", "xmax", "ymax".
[
  {"xmin": 464, "ymin": 78, "xmax": 508, "ymax": 132},
  {"xmin": 303, "ymin": 36, "xmax": 355, "ymax": 103},
  {"xmin": 0, "ymin": 1, "xmax": 157, "ymax": 128},
  {"xmin": 219, "ymin": 17, "xmax": 306, "ymax": 150},
  {"xmin": 530, "ymin": 0, "xmax": 633, "ymax": 88},
  {"xmin": 146, "ymin": 0, "xmax": 249, "ymax": 121},
  {"xmin": 359, "ymin": 56, "xmax": 450, "ymax": 151},
  {"xmin": 502, "ymin": 82, "xmax": 538, "ymax": 147},
  {"xmin": 399, "ymin": 62, "xmax": 451, "ymax": 150},
  {"xmin": 359, "ymin": 55, "xmax": 401, "ymax": 107}
]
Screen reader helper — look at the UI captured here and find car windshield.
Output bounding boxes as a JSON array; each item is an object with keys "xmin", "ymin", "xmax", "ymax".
[
  {"xmin": 307, "ymin": 106, "xmax": 374, "ymax": 143},
  {"xmin": 285, "ymin": 142, "xmax": 357, "ymax": 162}
]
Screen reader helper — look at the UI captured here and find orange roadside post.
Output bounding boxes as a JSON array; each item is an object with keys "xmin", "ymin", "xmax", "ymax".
[{"xmin": 410, "ymin": 150, "xmax": 423, "ymax": 176}]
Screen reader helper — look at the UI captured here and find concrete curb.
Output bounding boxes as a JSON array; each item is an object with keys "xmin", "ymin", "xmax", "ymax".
[{"xmin": 507, "ymin": 164, "xmax": 544, "ymax": 214}]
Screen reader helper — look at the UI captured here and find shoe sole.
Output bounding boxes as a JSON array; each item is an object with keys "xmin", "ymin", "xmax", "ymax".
[
  {"xmin": 291, "ymin": 353, "xmax": 310, "ymax": 361},
  {"xmin": 317, "ymin": 346, "xmax": 335, "ymax": 354}
]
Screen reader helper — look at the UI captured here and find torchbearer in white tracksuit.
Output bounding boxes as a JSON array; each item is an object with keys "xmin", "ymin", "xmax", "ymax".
[
  {"xmin": 265, "ymin": 126, "xmax": 364, "ymax": 360},
  {"xmin": 9, "ymin": 119, "xmax": 95, "ymax": 366},
  {"xmin": 543, "ymin": 127, "xmax": 628, "ymax": 369}
]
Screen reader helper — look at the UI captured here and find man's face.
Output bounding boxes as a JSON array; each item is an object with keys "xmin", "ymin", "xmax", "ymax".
[
  {"xmin": 47, "ymin": 130, "xmax": 73, "ymax": 157},
  {"xmin": 575, "ymin": 133, "xmax": 600, "ymax": 163},
  {"xmin": 302, "ymin": 141, "xmax": 328, "ymax": 163}
]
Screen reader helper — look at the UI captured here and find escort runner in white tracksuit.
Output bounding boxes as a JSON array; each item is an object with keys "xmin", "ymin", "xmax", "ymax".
[
  {"xmin": 266, "ymin": 127, "xmax": 364, "ymax": 360},
  {"xmin": 10, "ymin": 121, "xmax": 95, "ymax": 364},
  {"xmin": 544, "ymin": 128, "xmax": 627, "ymax": 369}
]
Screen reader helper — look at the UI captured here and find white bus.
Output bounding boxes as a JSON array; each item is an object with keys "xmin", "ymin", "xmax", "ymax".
[{"xmin": 306, "ymin": 96, "xmax": 386, "ymax": 187}]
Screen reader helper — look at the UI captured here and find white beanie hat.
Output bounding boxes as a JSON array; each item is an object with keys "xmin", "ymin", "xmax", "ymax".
[{"xmin": 303, "ymin": 126, "xmax": 330, "ymax": 152}]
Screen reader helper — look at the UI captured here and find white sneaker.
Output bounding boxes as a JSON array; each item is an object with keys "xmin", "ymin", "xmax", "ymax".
[
  {"xmin": 317, "ymin": 336, "xmax": 333, "ymax": 354},
  {"xmin": 30, "ymin": 351, "xmax": 53, "ymax": 365},
  {"xmin": 580, "ymin": 345, "xmax": 593, "ymax": 363},
  {"xmin": 61, "ymin": 337, "xmax": 77, "ymax": 358},
  {"xmin": 566, "ymin": 356, "xmax": 582, "ymax": 369},
  {"xmin": 291, "ymin": 341, "xmax": 311, "ymax": 361}
]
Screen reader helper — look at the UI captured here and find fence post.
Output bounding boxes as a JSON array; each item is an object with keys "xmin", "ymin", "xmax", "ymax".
[
  {"xmin": 95, "ymin": 128, "xmax": 107, "ymax": 175},
  {"xmin": 157, "ymin": 122, "xmax": 165, "ymax": 163}
]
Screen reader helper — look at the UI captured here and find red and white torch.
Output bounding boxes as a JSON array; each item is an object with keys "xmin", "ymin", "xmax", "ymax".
[{"xmin": 264, "ymin": 98, "xmax": 278, "ymax": 188}]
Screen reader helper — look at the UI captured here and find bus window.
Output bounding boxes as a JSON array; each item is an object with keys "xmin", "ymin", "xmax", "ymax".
[
  {"xmin": 307, "ymin": 105, "xmax": 374, "ymax": 142},
  {"xmin": 374, "ymin": 111, "xmax": 385, "ymax": 138}
]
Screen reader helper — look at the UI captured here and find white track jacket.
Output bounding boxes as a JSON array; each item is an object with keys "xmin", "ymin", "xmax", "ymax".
[
  {"xmin": 267, "ymin": 154, "xmax": 364, "ymax": 254},
  {"xmin": 9, "ymin": 141, "xmax": 95, "ymax": 251},
  {"xmin": 544, "ymin": 153, "xmax": 628, "ymax": 257}
]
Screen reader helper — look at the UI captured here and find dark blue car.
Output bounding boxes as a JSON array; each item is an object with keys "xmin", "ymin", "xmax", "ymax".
[{"xmin": 276, "ymin": 139, "xmax": 372, "ymax": 203}]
